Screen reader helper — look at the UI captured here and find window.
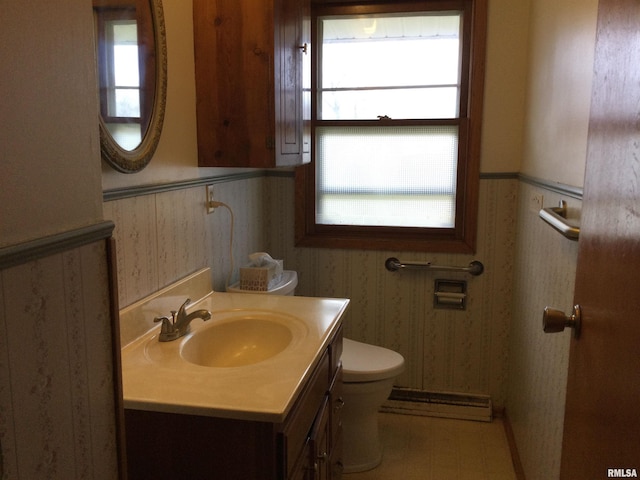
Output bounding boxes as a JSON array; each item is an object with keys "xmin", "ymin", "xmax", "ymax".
[
  {"xmin": 106, "ymin": 20, "xmax": 142, "ymax": 121},
  {"xmin": 94, "ymin": 3, "xmax": 156, "ymax": 151},
  {"xmin": 295, "ymin": 0, "xmax": 486, "ymax": 253}
]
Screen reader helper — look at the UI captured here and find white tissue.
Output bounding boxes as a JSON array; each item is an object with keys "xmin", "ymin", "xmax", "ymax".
[
  {"xmin": 239, "ymin": 252, "xmax": 284, "ymax": 291},
  {"xmin": 248, "ymin": 252, "xmax": 277, "ymax": 267}
]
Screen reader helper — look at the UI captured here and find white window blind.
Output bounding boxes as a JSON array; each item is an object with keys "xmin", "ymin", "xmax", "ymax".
[{"xmin": 316, "ymin": 125, "xmax": 459, "ymax": 228}]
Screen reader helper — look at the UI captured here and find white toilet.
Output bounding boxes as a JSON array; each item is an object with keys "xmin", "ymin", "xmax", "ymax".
[
  {"xmin": 341, "ymin": 337, "xmax": 404, "ymax": 472},
  {"xmin": 228, "ymin": 270, "xmax": 405, "ymax": 473}
]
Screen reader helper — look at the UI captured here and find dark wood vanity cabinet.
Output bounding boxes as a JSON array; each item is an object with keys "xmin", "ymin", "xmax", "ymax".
[
  {"xmin": 124, "ymin": 327, "xmax": 343, "ymax": 480},
  {"xmin": 193, "ymin": 0, "xmax": 311, "ymax": 168},
  {"xmin": 286, "ymin": 330, "xmax": 344, "ymax": 480}
]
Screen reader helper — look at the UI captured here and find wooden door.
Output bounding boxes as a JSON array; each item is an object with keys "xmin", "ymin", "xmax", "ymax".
[{"xmin": 560, "ymin": 0, "xmax": 640, "ymax": 477}]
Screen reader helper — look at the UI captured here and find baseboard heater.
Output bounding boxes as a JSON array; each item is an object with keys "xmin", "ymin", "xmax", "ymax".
[{"xmin": 381, "ymin": 388, "xmax": 493, "ymax": 422}]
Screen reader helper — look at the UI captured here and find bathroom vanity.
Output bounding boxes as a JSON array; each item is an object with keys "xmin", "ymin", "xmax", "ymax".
[
  {"xmin": 125, "ymin": 326, "xmax": 343, "ymax": 479},
  {"xmin": 120, "ymin": 277, "xmax": 348, "ymax": 480}
]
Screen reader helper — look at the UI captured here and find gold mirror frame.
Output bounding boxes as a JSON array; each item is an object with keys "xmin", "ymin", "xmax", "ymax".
[{"xmin": 97, "ymin": 0, "xmax": 167, "ymax": 173}]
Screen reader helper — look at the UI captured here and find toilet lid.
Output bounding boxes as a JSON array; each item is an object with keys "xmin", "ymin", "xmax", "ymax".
[{"xmin": 341, "ymin": 337, "xmax": 405, "ymax": 382}]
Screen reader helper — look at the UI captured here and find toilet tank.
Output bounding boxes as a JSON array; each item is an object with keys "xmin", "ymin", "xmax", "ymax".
[{"xmin": 227, "ymin": 270, "xmax": 298, "ymax": 296}]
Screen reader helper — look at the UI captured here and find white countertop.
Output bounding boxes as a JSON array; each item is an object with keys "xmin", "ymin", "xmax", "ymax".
[{"xmin": 121, "ymin": 291, "xmax": 349, "ymax": 423}]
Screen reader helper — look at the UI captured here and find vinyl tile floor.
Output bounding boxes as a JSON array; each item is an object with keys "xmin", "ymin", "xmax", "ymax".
[{"xmin": 343, "ymin": 413, "xmax": 517, "ymax": 480}]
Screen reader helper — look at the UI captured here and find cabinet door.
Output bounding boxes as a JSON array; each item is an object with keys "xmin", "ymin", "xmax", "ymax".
[
  {"xmin": 329, "ymin": 432, "xmax": 343, "ymax": 480},
  {"xmin": 194, "ymin": 0, "xmax": 310, "ymax": 168},
  {"xmin": 289, "ymin": 445, "xmax": 312, "ymax": 480},
  {"xmin": 280, "ymin": 352, "xmax": 330, "ymax": 478},
  {"xmin": 329, "ymin": 368, "xmax": 344, "ymax": 479},
  {"xmin": 274, "ymin": 0, "xmax": 311, "ymax": 165},
  {"xmin": 308, "ymin": 397, "xmax": 330, "ymax": 480},
  {"xmin": 193, "ymin": 0, "xmax": 275, "ymax": 167}
]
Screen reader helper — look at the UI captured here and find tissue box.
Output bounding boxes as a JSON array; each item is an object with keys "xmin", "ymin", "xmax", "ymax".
[{"xmin": 239, "ymin": 259, "xmax": 283, "ymax": 291}]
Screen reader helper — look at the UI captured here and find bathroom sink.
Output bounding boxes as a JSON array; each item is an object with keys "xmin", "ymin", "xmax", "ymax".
[
  {"xmin": 180, "ymin": 316, "xmax": 296, "ymax": 368},
  {"xmin": 123, "ymin": 282, "xmax": 350, "ymax": 421}
]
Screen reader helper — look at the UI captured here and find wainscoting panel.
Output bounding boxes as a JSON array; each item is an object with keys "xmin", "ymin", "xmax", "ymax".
[
  {"xmin": 103, "ymin": 194, "xmax": 159, "ymax": 308},
  {"xmin": 506, "ymin": 182, "xmax": 580, "ymax": 480},
  {"xmin": 0, "ymin": 241, "xmax": 117, "ymax": 479},
  {"xmin": 104, "ymin": 176, "xmax": 268, "ymax": 309}
]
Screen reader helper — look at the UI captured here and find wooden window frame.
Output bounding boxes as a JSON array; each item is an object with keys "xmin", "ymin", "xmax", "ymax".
[
  {"xmin": 94, "ymin": 1, "xmax": 155, "ymax": 130},
  {"xmin": 295, "ymin": 0, "xmax": 487, "ymax": 253}
]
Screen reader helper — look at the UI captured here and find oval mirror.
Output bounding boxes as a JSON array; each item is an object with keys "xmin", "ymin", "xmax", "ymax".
[{"xmin": 93, "ymin": 0, "xmax": 167, "ymax": 173}]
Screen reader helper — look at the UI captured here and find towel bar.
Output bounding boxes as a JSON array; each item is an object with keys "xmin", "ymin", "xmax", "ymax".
[{"xmin": 539, "ymin": 200, "xmax": 580, "ymax": 241}]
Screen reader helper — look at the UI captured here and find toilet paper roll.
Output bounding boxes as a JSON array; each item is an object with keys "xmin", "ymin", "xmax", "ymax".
[{"xmin": 434, "ymin": 292, "xmax": 465, "ymax": 305}]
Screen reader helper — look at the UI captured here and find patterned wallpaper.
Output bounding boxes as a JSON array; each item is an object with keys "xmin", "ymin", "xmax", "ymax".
[
  {"xmin": 507, "ymin": 182, "xmax": 580, "ymax": 480},
  {"xmin": 103, "ymin": 176, "xmax": 268, "ymax": 309},
  {"xmin": 0, "ymin": 241, "xmax": 118, "ymax": 479}
]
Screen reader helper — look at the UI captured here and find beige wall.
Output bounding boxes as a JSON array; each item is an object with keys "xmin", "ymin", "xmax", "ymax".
[
  {"xmin": 520, "ymin": 0, "xmax": 598, "ymax": 187},
  {"xmin": 0, "ymin": 0, "xmax": 104, "ymax": 247},
  {"xmin": 481, "ymin": 0, "xmax": 530, "ymax": 173}
]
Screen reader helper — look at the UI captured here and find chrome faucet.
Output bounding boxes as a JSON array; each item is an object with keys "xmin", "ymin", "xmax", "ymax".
[{"xmin": 153, "ymin": 298, "xmax": 211, "ymax": 342}]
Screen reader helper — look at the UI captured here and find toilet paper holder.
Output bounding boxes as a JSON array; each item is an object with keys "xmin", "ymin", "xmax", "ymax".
[{"xmin": 434, "ymin": 280, "xmax": 467, "ymax": 310}]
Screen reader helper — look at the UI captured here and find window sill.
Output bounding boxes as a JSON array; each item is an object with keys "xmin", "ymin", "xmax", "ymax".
[{"xmin": 294, "ymin": 225, "xmax": 477, "ymax": 254}]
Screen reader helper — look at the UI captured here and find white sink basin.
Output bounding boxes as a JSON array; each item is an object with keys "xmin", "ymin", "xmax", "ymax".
[
  {"xmin": 181, "ymin": 317, "xmax": 294, "ymax": 367},
  {"xmin": 143, "ymin": 309, "xmax": 309, "ymax": 369}
]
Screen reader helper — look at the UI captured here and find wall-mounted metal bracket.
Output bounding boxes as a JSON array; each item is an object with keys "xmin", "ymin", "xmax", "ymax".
[
  {"xmin": 539, "ymin": 200, "xmax": 580, "ymax": 240},
  {"xmin": 385, "ymin": 258, "xmax": 484, "ymax": 276}
]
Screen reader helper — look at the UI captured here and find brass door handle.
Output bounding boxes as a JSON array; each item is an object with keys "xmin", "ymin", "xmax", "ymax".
[{"xmin": 543, "ymin": 305, "xmax": 582, "ymax": 338}]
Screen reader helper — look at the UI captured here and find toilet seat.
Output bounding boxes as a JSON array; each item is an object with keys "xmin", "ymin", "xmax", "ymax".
[{"xmin": 342, "ymin": 338, "xmax": 405, "ymax": 383}]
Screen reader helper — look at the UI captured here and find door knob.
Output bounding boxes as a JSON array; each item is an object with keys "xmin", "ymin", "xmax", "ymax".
[{"xmin": 543, "ymin": 304, "xmax": 582, "ymax": 338}]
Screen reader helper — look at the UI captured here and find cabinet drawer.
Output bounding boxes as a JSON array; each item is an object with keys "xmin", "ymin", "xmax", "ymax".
[{"xmin": 308, "ymin": 396, "xmax": 330, "ymax": 479}]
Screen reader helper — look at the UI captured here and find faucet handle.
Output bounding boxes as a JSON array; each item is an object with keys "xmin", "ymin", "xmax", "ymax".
[
  {"xmin": 177, "ymin": 298, "xmax": 192, "ymax": 316},
  {"xmin": 153, "ymin": 315, "xmax": 174, "ymax": 334}
]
